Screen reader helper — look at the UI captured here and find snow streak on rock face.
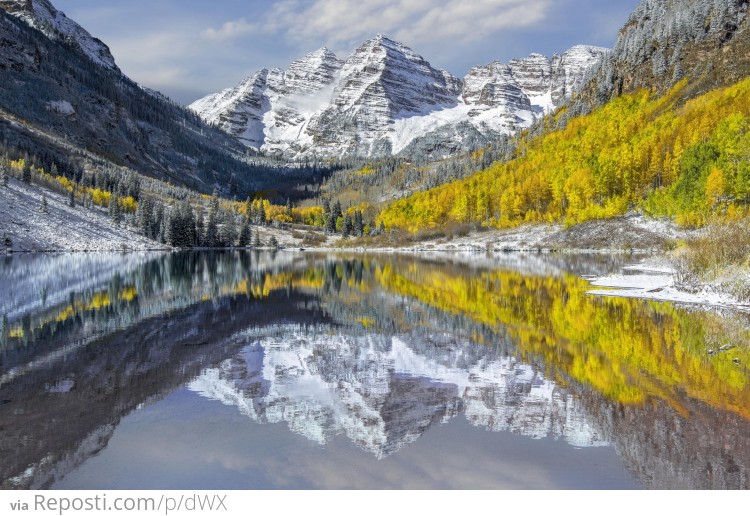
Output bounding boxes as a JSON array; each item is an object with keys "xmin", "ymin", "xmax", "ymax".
[
  {"xmin": 190, "ymin": 331, "xmax": 608, "ymax": 458},
  {"xmin": 190, "ymin": 37, "xmax": 607, "ymax": 159},
  {"xmin": 0, "ymin": 0, "xmax": 118, "ymax": 71}
]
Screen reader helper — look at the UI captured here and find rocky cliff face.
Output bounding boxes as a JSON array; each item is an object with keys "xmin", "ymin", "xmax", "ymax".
[
  {"xmin": 575, "ymin": 0, "xmax": 750, "ymax": 109},
  {"xmin": 190, "ymin": 36, "xmax": 607, "ymax": 160},
  {"xmin": 0, "ymin": 0, "xmax": 117, "ymax": 70}
]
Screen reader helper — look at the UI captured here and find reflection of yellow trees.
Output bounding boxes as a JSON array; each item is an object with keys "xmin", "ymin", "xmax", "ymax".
[
  {"xmin": 375, "ymin": 263, "xmax": 750, "ymax": 419},
  {"xmin": 241, "ymin": 271, "xmax": 326, "ymax": 298},
  {"xmin": 9, "ymin": 284, "xmax": 139, "ymax": 339}
]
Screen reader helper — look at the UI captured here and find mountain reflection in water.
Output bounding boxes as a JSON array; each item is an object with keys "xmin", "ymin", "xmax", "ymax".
[{"xmin": 1, "ymin": 251, "xmax": 749, "ymax": 489}]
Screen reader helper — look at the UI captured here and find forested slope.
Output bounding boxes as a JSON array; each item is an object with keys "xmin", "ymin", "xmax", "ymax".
[
  {"xmin": 378, "ymin": 0, "xmax": 750, "ymax": 232},
  {"xmin": 378, "ymin": 79, "xmax": 750, "ymax": 231}
]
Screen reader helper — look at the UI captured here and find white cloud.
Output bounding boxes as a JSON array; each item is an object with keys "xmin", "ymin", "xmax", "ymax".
[
  {"xmin": 261, "ymin": 0, "xmax": 552, "ymax": 49},
  {"xmin": 201, "ymin": 17, "xmax": 258, "ymax": 42}
]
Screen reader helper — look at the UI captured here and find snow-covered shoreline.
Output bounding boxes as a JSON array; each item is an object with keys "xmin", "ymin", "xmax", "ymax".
[{"xmin": 587, "ymin": 261, "xmax": 750, "ymax": 312}]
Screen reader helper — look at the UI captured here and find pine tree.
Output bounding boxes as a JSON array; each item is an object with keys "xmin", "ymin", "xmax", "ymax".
[
  {"xmin": 136, "ymin": 196, "xmax": 153, "ymax": 236},
  {"xmin": 22, "ymin": 162, "xmax": 32, "ymax": 184},
  {"xmin": 220, "ymin": 211, "xmax": 237, "ymax": 247},
  {"xmin": 68, "ymin": 188, "xmax": 75, "ymax": 208},
  {"xmin": 327, "ymin": 200, "xmax": 343, "ymax": 234},
  {"xmin": 205, "ymin": 201, "xmax": 218, "ymax": 248},
  {"xmin": 41, "ymin": 195, "xmax": 48, "ymax": 214},
  {"xmin": 258, "ymin": 204, "xmax": 267, "ymax": 226},
  {"xmin": 195, "ymin": 212, "xmax": 204, "ymax": 247},
  {"xmin": 354, "ymin": 210, "xmax": 364, "ymax": 236},
  {"xmin": 165, "ymin": 200, "xmax": 196, "ymax": 248},
  {"xmin": 109, "ymin": 194, "xmax": 121, "ymax": 224},
  {"xmin": 324, "ymin": 212, "xmax": 336, "ymax": 234},
  {"xmin": 153, "ymin": 203, "xmax": 165, "ymax": 242},
  {"xmin": 269, "ymin": 235, "xmax": 279, "ymax": 249},
  {"xmin": 1, "ymin": 168, "xmax": 8, "ymax": 187},
  {"xmin": 253, "ymin": 231, "xmax": 261, "ymax": 248},
  {"xmin": 245, "ymin": 196, "xmax": 252, "ymax": 222},
  {"xmin": 238, "ymin": 221, "xmax": 251, "ymax": 247},
  {"xmin": 342, "ymin": 213, "xmax": 353, "ymax": 237}
]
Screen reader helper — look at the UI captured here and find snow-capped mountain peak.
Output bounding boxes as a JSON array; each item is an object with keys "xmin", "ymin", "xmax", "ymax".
[
  {"xmin": 0, "ymin": 0, "xmax": 118, "ymax": 71},
  {"xmin": 190, "ymin": 37, "xmax": 607, "ymax": 160}
]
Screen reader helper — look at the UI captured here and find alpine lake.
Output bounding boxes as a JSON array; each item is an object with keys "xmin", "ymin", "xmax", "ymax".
[{"xmin": 1, "ymin": 250, "xmax": 749, "ymax": 490}]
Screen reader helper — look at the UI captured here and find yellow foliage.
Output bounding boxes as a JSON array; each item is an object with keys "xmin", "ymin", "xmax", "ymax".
[
  {"xmin": 705, "ymin": 167, "xmax": 726, "ymax": 204},
  {"xmin": 292, "ymin": 206, "xmax": 325, "ymax": 226},
  {"xmin": 90, "ymin": 188, "xmax": 111, "ymax": 207},
  {"xmin": 266, "ymin": 205, "xmax": 293, "ymax": 223},
  {"xmin": 119, "ymin": 196, "xmax": 138, "ymax": 214},
  {"xmin": 378, "ymin": 78, "xmax": 750, "ymax": 231},
  {"xmin": 354, "ymin": 166, "xmax": 376, "ymax": 176},
  {"xmin": 373, "ymin": 261, "xmax": 750, "ymax": 418}
]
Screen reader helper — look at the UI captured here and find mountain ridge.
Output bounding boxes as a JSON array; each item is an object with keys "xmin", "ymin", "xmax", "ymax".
[
  {"xmin": 0, "ymin": 0, "xmax": 118, "ymax": 71},
  {"xmin": 190, "ymin": 36, "xmax": 607, "ymax": 160}
]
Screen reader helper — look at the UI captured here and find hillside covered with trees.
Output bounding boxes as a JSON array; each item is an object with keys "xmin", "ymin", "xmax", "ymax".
[{"xmin": 378, "ymin": 78, "xmax": 750, "ymax": 231}]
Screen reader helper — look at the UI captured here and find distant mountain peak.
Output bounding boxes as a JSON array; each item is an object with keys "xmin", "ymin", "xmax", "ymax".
[
  {"xmin": 0, "ymin": 0, "xmax": 118, "ymax": 71},
  {"xmin": 190, "ymin": 37, "xmax": 607, "ymax": 160}
]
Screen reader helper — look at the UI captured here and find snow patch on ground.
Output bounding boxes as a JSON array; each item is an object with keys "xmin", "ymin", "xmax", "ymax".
[
  {"xmin": 0, "ymin": 177, "xmax": 160, "ymax": 252},
  {"xmin": 587, "ymin": 259, "xmax": 750, "ymax": 312},
  {"xmin": 46, "ymin": 100, "xmax": 74, "ymax": 115}
]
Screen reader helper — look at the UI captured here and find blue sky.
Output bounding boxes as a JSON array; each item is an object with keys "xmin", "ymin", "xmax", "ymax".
[{"xmin": 53, "ymin": 0, "xmax": 638, "ymax": 105}]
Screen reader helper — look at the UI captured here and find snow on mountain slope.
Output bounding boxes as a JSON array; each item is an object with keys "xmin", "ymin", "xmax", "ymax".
[
  {"xmin": 0, "ymin": 176, "xmax": 158, "ymax": 253},
  {"xmin": 190, "ymin": 37, "xmax": 607, "ymax": 159},
  {"xmin": 0, "ymin": 0, "xmax": 118, "ymax": 70}
]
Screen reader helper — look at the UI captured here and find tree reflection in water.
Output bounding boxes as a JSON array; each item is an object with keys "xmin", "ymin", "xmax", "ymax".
[{"xmin": 1, "ymin": 251, "xmax": 748, "ymax": 489}]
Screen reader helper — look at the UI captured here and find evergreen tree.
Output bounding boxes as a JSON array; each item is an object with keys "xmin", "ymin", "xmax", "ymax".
[
  {"xmin": 342, "ymin": 212, "xmax": 353, "ymax": 237},
  {"xmin": 253, "ymin": 231, "xmax": 261, "ymax": 248},
  {"xmin": 195, "ymin": 212, "xmax": 204, "ymax": 247},
  {"xmin": 324, "ymin": 212, "xmax": 336, "ymax": 234},
  {"xmin": 68, "ymin": 187, "xmax": 75, "ymax": 208},
  {"xmin": 220, "ymin": 211, "xmax": 237, "ymax": 247},
  {"xmin": 136, "ymin": 196, "xmax": 153, "ymax": 237},
  {"xmin": 1, "ymin": 169, "xmax": 8, "ymax": 188},
  {"xmin": 41, "ymin": 195, "xmax": 48, "ymax": 214},
  {"xmin": 22, "ymin": 161, "xmax": 32, "ymax": 184},
  {"xmin": 153, "ymin": 202, "xmax": 165, "ymax": 242},
  {"xmin": 258, "ymin": 204, "xmax": 267, "ymax": 226},
  {"xmin": 269, "ymin": 235, "xmax": 279, "ymax": 249},
  {"xmin": 245, "ymin": 196, "xmax": 252, "ymax": 222},
  {"xmin": 238, "ymin": 221, "xmax": 251, "ymax": 247},
  {"xmin": 3, "ymin": 233, "xmax": 11, "ymax": 248},
  {"xmin": 109, "ymin": 194, "xmax": 121, "ymax": 224},
  {"xmin": 205, "ymin": 200, "xmax": 219, "ymax": 248},
  {"xmin": 327, "ymin": 200, "xmax": 343, "ymax": 234},
  {"xmin": 166, "ymin": 200, "xmax": 196, "ymax": 247},
  {"xmin": 354, "ymin": 210, "xmax": 364, "ymax": 236}
]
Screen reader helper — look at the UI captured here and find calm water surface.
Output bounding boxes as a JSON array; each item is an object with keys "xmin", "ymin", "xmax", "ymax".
[{"xmin": 1, "ymin": 251, "xmax": 749, "ymax": 489}]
